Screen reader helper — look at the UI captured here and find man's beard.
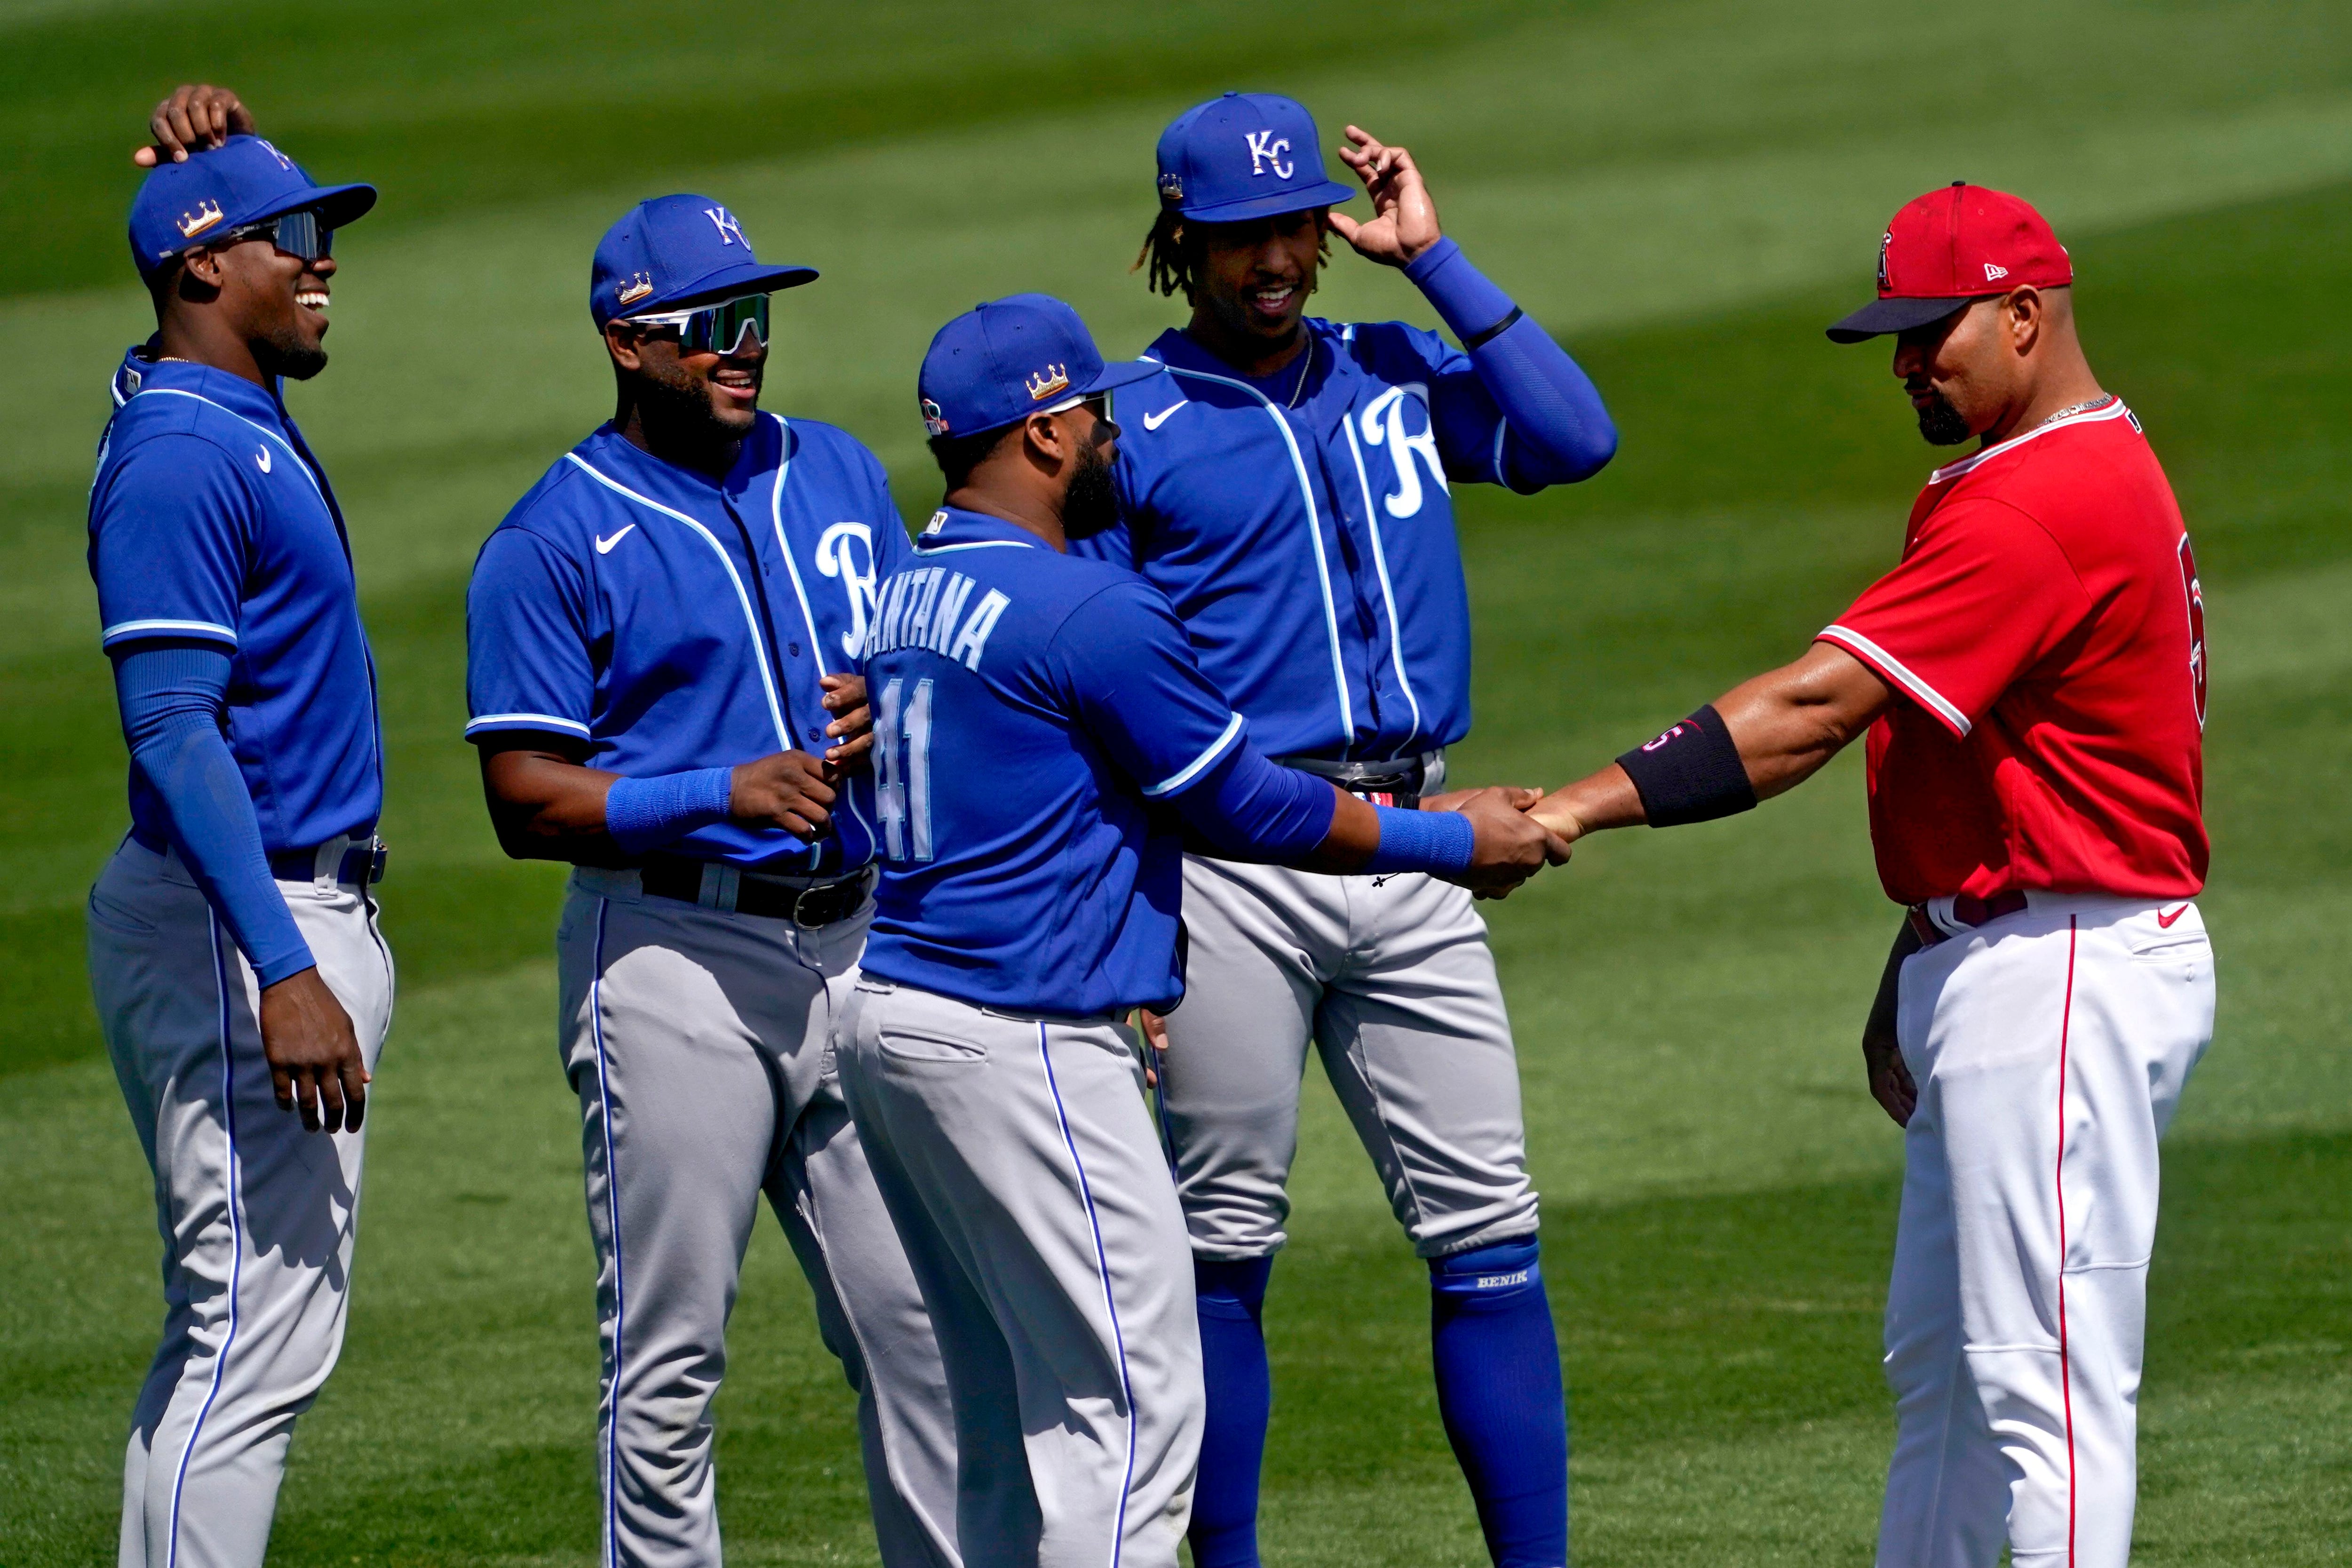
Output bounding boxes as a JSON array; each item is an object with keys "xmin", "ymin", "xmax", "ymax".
[
  {"xmin": 634, "ymin": 364, "xmax": 746, "ymax": 448},
  {"xmin": 1063, "ymin": 431, "xmax": 1120, "ymax": 540},
  {"xmin": 1915, "ymin": 387, "xmax": 1972, "ymax": 446},
  {"xmin": 254, "ymin": 321, "xmax": 327, "ymax": 381}
]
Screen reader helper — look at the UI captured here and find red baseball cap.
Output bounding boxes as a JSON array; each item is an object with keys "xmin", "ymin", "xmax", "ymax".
[{"xmin": 1827, "ymin": 182, "xmax": 2072, "ymax": 343}]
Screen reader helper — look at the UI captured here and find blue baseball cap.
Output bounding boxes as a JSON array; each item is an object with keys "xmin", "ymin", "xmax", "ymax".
[
  {"xmin": 127, "ymin": 134, "xmax": 375, "ymax": 277},
  {"xmin": 590, "ymin": 194, "xmax": 817, "ymax": 327},
  {"xmin": 1155, "ymin": 92, "xmax": 1356, "ymax": 223},
  {"xmin": 918, "ymin": 294, "xmax": 1161, "ymax": 440}
]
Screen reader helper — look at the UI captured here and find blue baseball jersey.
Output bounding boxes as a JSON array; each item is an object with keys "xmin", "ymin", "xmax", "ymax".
[
  {"xmin": 1076, "ymin": 318, "xmax": 1526, "ymax": 763},
  {"xmin": 857, "ymin": 507, "xmax": 1252, "ymax": 1015},
  {"xmin": 87, "ymin": 351, "xmax": 382, "ymax": 853},
  {"xmin": 466, "ymin": 413, "xmax": 913, "ymax": 875}
]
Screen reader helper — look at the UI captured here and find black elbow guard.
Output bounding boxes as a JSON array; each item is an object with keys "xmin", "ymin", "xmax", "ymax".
[{"xmin": 1615, "ymin": 704, "xmax": 1758, "ymax": 827}]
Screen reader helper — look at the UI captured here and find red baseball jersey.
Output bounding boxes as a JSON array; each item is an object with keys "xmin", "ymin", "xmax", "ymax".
[{"xmin": 1817, "ymin": 398, "xmax": 2208, "ymax": 906}]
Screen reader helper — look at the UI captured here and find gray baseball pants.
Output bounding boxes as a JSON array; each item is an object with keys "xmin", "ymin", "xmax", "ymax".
[
  {"xmin": 1157, "ymin": 856, "xmax": 1538, "ymax": 1261},
  {"xmin": 838, "ymin": 978, "xmax": 1203, "ymax": 1568},
  {"xmin": 88, "ymin": 836, "xmax": 396, "ymax": 1568},
  {"xmin": 557, "ymin": 869, "xmax": 959, "ymax": 1568}
]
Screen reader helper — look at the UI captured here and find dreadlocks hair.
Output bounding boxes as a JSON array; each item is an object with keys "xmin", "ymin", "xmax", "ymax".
[
  {"xmin": 1131, "ymin": 208, "xmax": 1332, "ymax": 302},
  {"xmin": 1132, "ymin": 209, "xmax": 1196, "ymax": 301}
]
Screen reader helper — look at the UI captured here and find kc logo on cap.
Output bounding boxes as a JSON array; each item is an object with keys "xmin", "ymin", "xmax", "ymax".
[{"xmin": 1153, "ymin": 91, "xmax": 1356, "ymax": 223}]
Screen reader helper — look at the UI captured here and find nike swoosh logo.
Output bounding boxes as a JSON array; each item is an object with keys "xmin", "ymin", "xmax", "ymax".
[
  {"xmin": 1142, "ymin": 400, "xmax": 1189, "ymax": 430},
  {"xmin": 595, "ymin": 525, "xmax": 637, "ymax": 555},
  {"xmin": 255, "ymin": 447, "xmax": 271, "ymax": 473},
  {"xmin": 2156, "ymin": 903, "xmax": 2191, "ymax": 928}
]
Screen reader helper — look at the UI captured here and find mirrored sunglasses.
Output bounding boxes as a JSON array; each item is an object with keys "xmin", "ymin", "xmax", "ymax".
[
  {"xmin": 623, "ymin": 293, "xmax": 771, "ymax": 356},
  {"xmin": 220, "ymin": 208, "xmax": 333, "ymax": 262}
]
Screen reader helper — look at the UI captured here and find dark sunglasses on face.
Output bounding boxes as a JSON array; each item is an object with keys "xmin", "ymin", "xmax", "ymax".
[
  {"xmin": 219, "ymin": 208, "xmax": 333, "ymax": 263},
  {"xmin": 622, "ymin": 293, "xmax": 771, "ymax": 357}
]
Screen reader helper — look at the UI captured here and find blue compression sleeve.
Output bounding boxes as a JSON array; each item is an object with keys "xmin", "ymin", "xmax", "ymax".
[
  {"xmin": 604, "ymin": 767, "xmax": 736, "ymax": 856},
  {"xmin": 1364, "ymin": 804, "xmax": 1475, "ymax": 876},
  {"xmin": 1406, "ymin": 237, "xmax": 1618, "ymax": 486},
  {"xmin": 112, "ymin": 644, "xmax": 315, "ymax": 987},
  {"xmin": 1169, "ymin": 745, "xmax": 1337, "ymax": 862}
]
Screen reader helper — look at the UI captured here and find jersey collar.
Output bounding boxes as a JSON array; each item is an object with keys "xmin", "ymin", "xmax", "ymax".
[
  {"xmin": 584, "ymin": 414, "xmax": 782, "ymax": 512},
  {"xmin": 1146, "ymin": 321, "xmax": 1332, "ymax": 400},
  {"xmin": 112, "ymin": 345, "xmax": 291, "ymax": 431},
  {"xmin": 1928, "ymin": 395, "xmax": 2132, "ymax": 486},
  {"xmin": 914, "ymin": 505, "xmax": 1049, "ymax": 552}
]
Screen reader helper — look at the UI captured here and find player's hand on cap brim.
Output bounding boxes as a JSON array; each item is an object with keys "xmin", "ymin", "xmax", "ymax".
[{"xmin": 135, "ymin": 83, "xmax": 254, "ymax": 167}]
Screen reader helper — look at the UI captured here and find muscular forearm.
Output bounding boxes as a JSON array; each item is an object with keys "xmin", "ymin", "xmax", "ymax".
[
  {"xmin": 1407, "ymin": 238, "xmax": 1617, "ymax": 484},
  {"xmin": 1533, "ymin": 642, "xmax": 1891, "ymax": 840},
  {"xmin": 478, "ymin": 745, "xmax": 630, "ymax": 864}
]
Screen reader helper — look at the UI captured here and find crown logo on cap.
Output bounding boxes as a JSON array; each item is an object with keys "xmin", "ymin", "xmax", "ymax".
[
  {"xmin": 922, "ymin": 397, "xmax": 950, "ymax": 436},
  {"xmin": 1025, "ymin": 364, "xmax": 1071, "ymax": 402},
  {"xmin": 1158, "ymin": 172, "xmax": 1183, "ymax": 202},
  {"xmin": 616, "ymin": 272, "xmax": 654, "ymax": 307},
  {"xmin": 176, "ymin": 200, "xmax": 226, "ymax": 240}
]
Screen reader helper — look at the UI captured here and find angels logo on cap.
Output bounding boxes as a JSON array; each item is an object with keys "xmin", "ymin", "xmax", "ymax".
[{"xmin": 1828, "ymin": 183, "xmax": 2072, "ymax": 343}]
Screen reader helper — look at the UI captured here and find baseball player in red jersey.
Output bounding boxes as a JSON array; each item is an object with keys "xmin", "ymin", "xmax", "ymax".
[{"xmin": 1527, "ymin": 183, "xmax": 2213, "ymax": 1567}]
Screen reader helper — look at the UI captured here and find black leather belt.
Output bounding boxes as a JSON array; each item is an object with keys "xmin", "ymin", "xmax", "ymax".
[
  {"xmin": 266, "ymin": 836, "xmax": 388, "ymax": 886},
  {"xmin": 1271, "ymin": 752, "xmax": 1439, "ymax": 810},
  {"xmin": 1907, "ymin": 890, "xmax": 2029, "ymax": 948},
  {"xmin": 638, "ymin": 857, "xmax": 874, "ymax": 927}
]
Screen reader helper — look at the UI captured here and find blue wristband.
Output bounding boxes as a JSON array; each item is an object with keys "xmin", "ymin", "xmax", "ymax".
[
  {"xmin": 605, "ymin": 766, "xmax": 736, "ymax": 855},
  {"xmin": 1363, "ymin": 804, "xmax": 1476, "ymax": 876}
]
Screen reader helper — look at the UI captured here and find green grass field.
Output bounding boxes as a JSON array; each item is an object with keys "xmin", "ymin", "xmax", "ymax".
[{"xmin": 5, "ymin": 1, "xmax": 2349, "ymax": 1561}]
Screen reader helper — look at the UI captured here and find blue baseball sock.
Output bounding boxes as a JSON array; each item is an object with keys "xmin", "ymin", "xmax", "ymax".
[
  {"xmin": 1189, "ymin": 1256, "xmax": 1276, "ymax": 1568},
  {"xmin": 1430, "ymin": 1239, "xmax": 1569, "ymax": 1568}
]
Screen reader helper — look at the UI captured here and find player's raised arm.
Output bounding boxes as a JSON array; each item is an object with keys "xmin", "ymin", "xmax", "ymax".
[{"xmin": 1331, "ymin": 123, "xmax": 1617, "ymax": 487}]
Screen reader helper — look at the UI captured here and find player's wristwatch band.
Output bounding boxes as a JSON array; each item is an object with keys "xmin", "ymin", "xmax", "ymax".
[{"xmin": 637, "ymin": 856, "xmax": 875, "ymax": 927}]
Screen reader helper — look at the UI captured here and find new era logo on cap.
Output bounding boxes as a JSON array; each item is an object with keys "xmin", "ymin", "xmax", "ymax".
[{"xmin": 1828, "ymin": 182, "xmax": 2073, "ymax": 342}]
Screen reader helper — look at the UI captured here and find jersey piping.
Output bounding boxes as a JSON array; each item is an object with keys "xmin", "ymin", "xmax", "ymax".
[
  {"xmin": 1145, "ymin": 355, "xmax": 1356, "ymax": 741},
  {"xmin": 1139, "ymin": 710, "xmax": 1246, "ymax": 797},
  {"xmin": 126, "ymin": 388, "xmax": 330, "ymax": 511},
  {"xmin": 102, "ymin": 617, "xmax": 239, "ymax": 648},
  {"xmin": 465, "ymin": 710, "xmax": 592, "ymax": 738},
  {"xmin": 1927, "ymin": 398, "xmax": 2133, "ymax": 485},
  {"xmin": 758, "ymin": 412, "xmax": 881, "ymax": 851},
  {"xmin": 1818, "ymin": 623, "xmax": 1972, "ymax": 737},
  {"xmin": 1340, "ymin": 417, "xmax": 1425, "ymax": 748},
  {"xmin": 561, "ymin": 451, "xmax": 793, "ymax": 754}
]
